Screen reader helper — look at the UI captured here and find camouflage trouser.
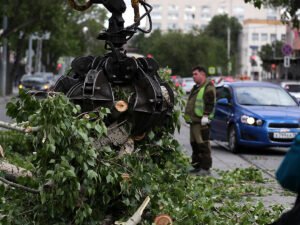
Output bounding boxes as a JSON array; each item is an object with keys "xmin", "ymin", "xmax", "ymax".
[{"xmin": 190, "ymin": 123, "xmax": 212, "ymax": 170}]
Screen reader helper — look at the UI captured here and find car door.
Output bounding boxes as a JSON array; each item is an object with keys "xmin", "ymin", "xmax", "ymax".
[{"xmin": 211, "ymin": 86, "xmax": 234, "ymax": 141}]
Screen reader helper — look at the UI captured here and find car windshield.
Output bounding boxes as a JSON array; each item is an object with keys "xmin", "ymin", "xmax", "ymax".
[
  {"xmin": 235, "ymin": 86, "xmax": 298, "ymax": 106},
  {"xmin": 22, "ymin": 76, "xmax": 48, "ymax": 84},
  {"xmin": 284, "ymin": 84, "xmax": 300, "ymax": 92}
]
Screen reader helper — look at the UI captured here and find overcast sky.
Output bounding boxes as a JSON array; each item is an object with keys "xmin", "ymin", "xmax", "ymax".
[{"xmin": 123, "ymin": 0, "xmax": 134, "ymax": 26}]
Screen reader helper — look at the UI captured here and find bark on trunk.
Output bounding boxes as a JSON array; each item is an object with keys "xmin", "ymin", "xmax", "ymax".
[{"xmin": 0, "ymin": 160, "xmax": 32, "ymax": 179}]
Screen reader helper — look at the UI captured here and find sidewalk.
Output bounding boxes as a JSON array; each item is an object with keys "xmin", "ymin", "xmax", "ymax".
[
  {"xmin": 0, "ymin": 88, "xmax": 18, "ymax": 123},
  {"xmin": 0, "ymin": 87, "xmax": 18, "ymax": 105},
  {"xmin": 211, "ymin": 146, "xmax": 296, "ymax": 208},
  {"xmin": 175, "ymin": 124, "xmax": 296, "ymax": 209}
]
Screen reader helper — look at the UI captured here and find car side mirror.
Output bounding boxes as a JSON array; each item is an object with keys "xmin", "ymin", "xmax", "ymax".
[{"xmin": 217, "ymin": 98, "xmax": 230, "ymax": 106}]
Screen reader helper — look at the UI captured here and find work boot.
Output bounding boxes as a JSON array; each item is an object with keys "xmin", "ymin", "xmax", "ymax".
[
  {"xmin": 189, "ymin": 168, "xmax": 201, "ymax": 174},
  {"xmin": 197, "ymin": 169, "xmax": 211, "ymax": 176}
]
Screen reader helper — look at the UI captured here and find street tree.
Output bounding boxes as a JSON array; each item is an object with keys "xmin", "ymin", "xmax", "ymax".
[
  {"xmin": 0, "ymin": 1, "xmax": 106, "ymax": 93},
  {"xmin": 204, "ymin": 15, "xmax": 242, "ymax": 55},
  {"xmin": 203, "ymin": 14, "xmax": 242, "ymax": 75},
  {"xmin": 131, "ymin": 30, "xmax": 227, "ymax": 76},
  {"xmin": 244, "ymin": 0, "xmax": 300, "ymax": 26},
  {"xmin": 259, "ymin": 40, "xmax": 284, "ymax": 71}
]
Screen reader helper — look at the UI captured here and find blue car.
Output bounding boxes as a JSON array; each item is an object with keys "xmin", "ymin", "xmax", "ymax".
[{"xmin": 210, "ymin": 81, "xmax": 300, "ymax": 153}]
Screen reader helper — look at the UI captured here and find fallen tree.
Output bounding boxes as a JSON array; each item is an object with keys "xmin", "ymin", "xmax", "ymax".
[{"xmin": 0, "ymin": 74, "xmax": 287, "ymax": 224}]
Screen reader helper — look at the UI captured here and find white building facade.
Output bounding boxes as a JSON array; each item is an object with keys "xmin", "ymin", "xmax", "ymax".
[
  {"xmin": 240, "ymin": 19, "xmax": 286, "ymax": 80},
  {"xmin": 146, "ymin": 0, "xmax": 286, "ymax": 78}
]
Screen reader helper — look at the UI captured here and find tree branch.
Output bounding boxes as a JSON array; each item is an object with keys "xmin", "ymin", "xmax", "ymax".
[
  {"xmin": 0, "ymin": 18, "xmax": 38, "ymax": 39},
  {"xmin": 0, "ymin": 177, "xmax": 39, "ymax": 194},
  {"xmin": 0, "ymin": 121, "xmax": 40, "ymax": 133},
  {"xmin": 115, "ymin": 196, "xmax": 150, "ymax": 225}
]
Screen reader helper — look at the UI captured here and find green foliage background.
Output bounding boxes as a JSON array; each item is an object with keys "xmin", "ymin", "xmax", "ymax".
[
  {"xmin": 131, "ymin": 15, "xmax": 242, "ymax": 77},
  {"xmin": 0, "ymin": 0, "xmax": 107, "ymax": 74}
]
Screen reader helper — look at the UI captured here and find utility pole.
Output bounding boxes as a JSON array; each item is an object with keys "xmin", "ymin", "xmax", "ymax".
[
  {"xmin": 1, "ymin": 13, "xmax": 8, "ymax": 96},
  {"xmin": 32, "ymin": 32, "xmax": 50, "ymax": 74},
  {"xmin": 27, "ymin": 35, "xmax": 33, "ymax": 74},
  {"xmin": 227, "ymin": 26, "xmax": 231, "ymax": 74},
  {"xmin": 34, "ymin": 38, "xmax": 43, "ymax": 73},
  {"xmin": 227, "ymin": 0, "xmax": 232, "ymax": 75}
]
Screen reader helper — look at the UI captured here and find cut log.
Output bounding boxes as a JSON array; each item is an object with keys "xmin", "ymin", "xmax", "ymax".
[
  {"xmin": 0, "ymin": 160, "xmax": 32, "ymax": 178},
  {"xmin": 115, "ymin": 196, "xmax": 150, "ymax": 225},
  {"xmin": 115, "ymin": 100, "xmax": 128, "ymax": 112},
  {"xmin": 0, "ymin": 145, "xmax": 4, "ymax": 158},
  {"xmin": 133, "ymin": 133, "xmax": 145, "ymax": 141},
  {"xmin": 118, "ymin": 138, "xmax": 134, "ymax": 157}
]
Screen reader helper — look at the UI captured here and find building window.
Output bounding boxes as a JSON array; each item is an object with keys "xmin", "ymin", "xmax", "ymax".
[
  {"xmin": 233, "ymin": 7, "xmax": 244, "ymax": 21},
  {"xmin": 152, "ymin": 23, "xmax": 161, "ymax": 30},
  {"xmin": 250, "ymin": 45, "xmax": 259, "ymax": 55},
  {"xmin": 281, "ymin": 34, "xmax": 286, "ymax": 41},
  {"xmin": 152, "ymin": 4, "xmax": 161, "ymax": 11},
  {"xmin": 267, "ymin": 8, "xmax": 277, "ymax": 20},
  {"xmin": 185, "ymin": 5, "xmax": 195, "ymax": 20},
  {"xmin": 184, "ymin": 23, "xmax": 194, "ymax": 32},
  {"xmin": 185, "ymin": 5, "xmax": 195, "ymax": 12},
  {"xmin": 252, "ymin": 33, "xmax": 259, "ymax": 41},
  {"xmin": 201, "ymin": 6, "xmax": 211, "ymax": 19},
  {"xmin": 270, "ymin": 33, "xmax": 277, "ymax": 42},
  {"xmin": 168, "ymin": 12, "xmax": 179, "ymax": 20},
  {"xmin": 217, "ymin": 5, "xmax": 227, "ymax": 14},
  {"xmin": 261, "ymin": 33, "xmax": 268, "ymax": 42},
  {"xmin": 152, "ymin": 12, "xmax": 161, "ymax": 20},
  {"xmin": 168, "ymin": 4, "xmax": 178, "ymax": 11},
  {"xmin": 184, "ymin": 12, "xmax": 195, "ymax": 20},
  {"xmin": 168, "ymin": 23, "xmax": 177, "ymax": 30}
]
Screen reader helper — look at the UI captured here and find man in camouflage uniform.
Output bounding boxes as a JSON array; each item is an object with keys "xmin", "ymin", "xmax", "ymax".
[{"xmin": 184, "ymin": 66, "xmax": 216, "ymax": 175}]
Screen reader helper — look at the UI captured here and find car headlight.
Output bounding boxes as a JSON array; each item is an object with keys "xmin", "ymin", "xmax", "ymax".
[
  {"xmin": 241, "ymin": 115, "xmax": 263, "ymax": 126},
  {"xmin": 42, "ymin": 84, "xmax": 49, "ymax": 90},
  {"xmin": 18, "ymin": 84, "xmax": 23, "ymax": 89}
]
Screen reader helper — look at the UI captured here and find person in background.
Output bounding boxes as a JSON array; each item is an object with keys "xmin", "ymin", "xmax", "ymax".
[{"xmin": 184, "ymin": 66, "xmax": 216, "ymax": 175}]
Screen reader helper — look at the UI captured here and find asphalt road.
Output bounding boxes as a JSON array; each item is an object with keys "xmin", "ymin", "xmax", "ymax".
[
  {"xmin": 0, "ymin": 99, "xmax": 11, "ymax": 123},
  {"xmin": 175, "ymin": 119, "xmax": 287, "ymax": 176},
  {"xmin": 175, "ymin": 120, "xmax": 295, "ymax": 207}
]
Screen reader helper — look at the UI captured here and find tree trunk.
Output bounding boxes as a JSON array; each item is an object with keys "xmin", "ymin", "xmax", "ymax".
[{"xmin": 0, "ymin": 160, "xmax": 32, "ymax": 180}]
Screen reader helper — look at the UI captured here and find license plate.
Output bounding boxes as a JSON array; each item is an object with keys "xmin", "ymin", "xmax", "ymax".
[{"xmin": 273, "ymin": 132, "xmax": 296, "ymax": 139}]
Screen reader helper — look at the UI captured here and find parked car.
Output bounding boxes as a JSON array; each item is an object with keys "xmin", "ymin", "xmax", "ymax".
[
  {"xmin": 19, "ymin": 74, "xmax": 52, "ymax": 91},
  {"xmin": 280, "ymin": 81, "xmax": 300, "ymax": 100},
  {"xmin": 33, "ymin": 72, "xmax": 56, "ymax": 87},
  {"xmin": 182, "ymin": 77, "xmax": 194, "ymax": 94},
  {"xmin": 210, "ymin": 81, "xmax": 300, "ymax": 153}
]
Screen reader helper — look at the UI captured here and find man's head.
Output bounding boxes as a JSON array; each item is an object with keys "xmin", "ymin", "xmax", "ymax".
[{"xmin": 192, "ymin": 66, "xmax": 207, "ymax": 85}]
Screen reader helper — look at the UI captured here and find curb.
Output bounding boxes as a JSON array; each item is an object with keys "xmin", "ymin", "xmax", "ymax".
[{"xmin": 0, "ymin": 95, "xmax": 16, "ymax": 105}]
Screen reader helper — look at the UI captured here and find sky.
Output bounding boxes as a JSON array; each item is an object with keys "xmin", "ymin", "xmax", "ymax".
[{"xmin": 123, "ymin": 0, "xmax": 134, "ymax": 27}]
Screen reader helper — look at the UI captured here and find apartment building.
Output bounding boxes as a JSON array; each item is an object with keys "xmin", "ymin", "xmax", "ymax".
[
  {"xmin": 146, "ymin": 0, "xmax": 286, "ymax": 78},
  {"xmin": 147, "ymin": 0, "xmax": 281, "ymax": 32},
  {"xmin": 240, "ymin": 19, "xmax": 286, "ymax": 79}
]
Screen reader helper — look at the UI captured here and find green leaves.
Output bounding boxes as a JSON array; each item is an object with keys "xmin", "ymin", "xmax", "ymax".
[{"xmin": 0, "ymin": 90, "xmax": 287, "ymax": 224}]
